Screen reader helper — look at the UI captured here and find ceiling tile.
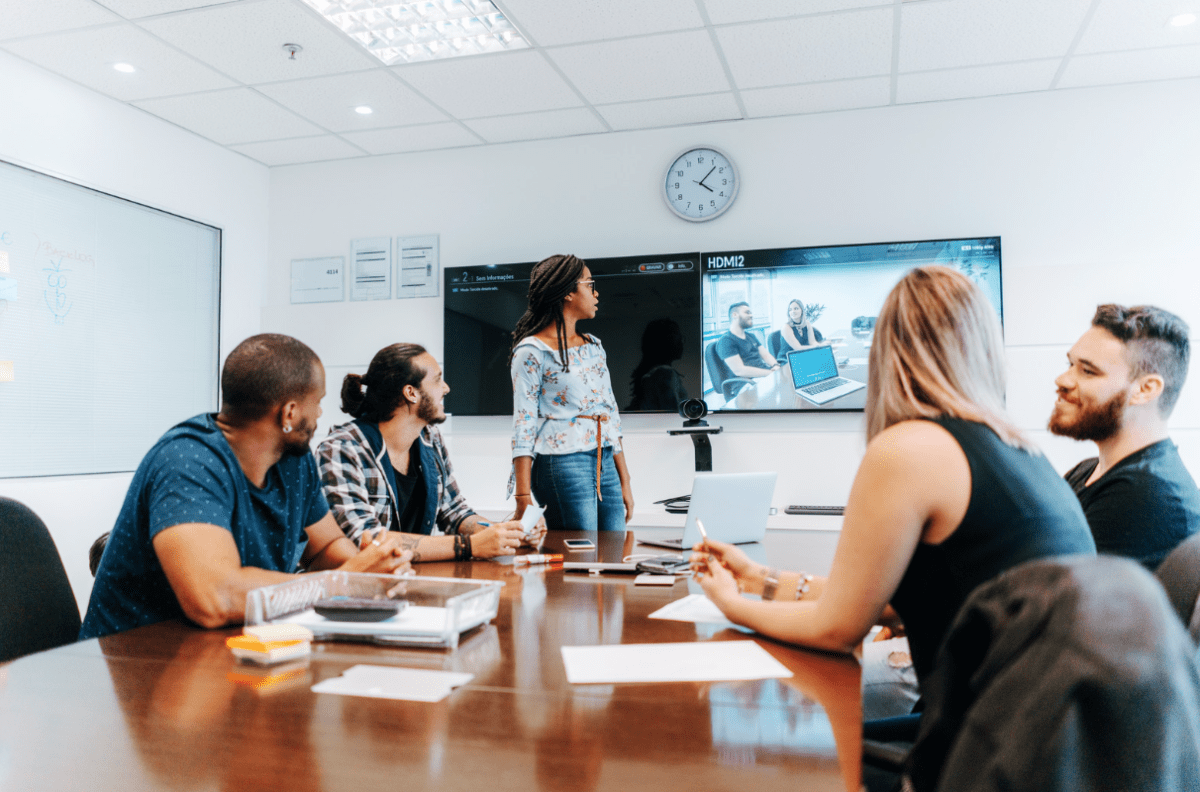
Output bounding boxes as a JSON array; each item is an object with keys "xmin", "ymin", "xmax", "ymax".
[
  {"xmin": 230, "ymin": 134, "xmax": 365, "ymax": 166},
  {"xmin": 257, "ymin": 70, "xmax": 446, "ymax": 131},
  {"xmin": 2, "ymin": 23, "xmax": 236, "ymax": 102},
  {"xmin": 1058, "ymin": 44, "xmax": 1200, "ymax": 88},
  {"xmin": 395, "ymin": 50, "xmax": 580, "ymax": 117},
  {"xmin": 500, "ymin": 0, "xmax": 703, "ymax": 46},
  {"xmin": 1076, "ymin": 0, "xmax": 1200, "ymax": 54},
  {"xmin": 95, "ymin": 0, "xmax": 234, "ymax": 19},
  {"xmin": 134, "ymin": 87, "xmax": 324, "ymax": 144},
  {"xmin": 741, "ymin": 76, "xmax": 890, "ymax": 116},
  {"xmin": 547, "ymin": 30, "xmax": 729, "ymax": 104},
  {"xmin": 0, "ymin": 0, "xmax": 119, "ymax": 41},
  {"xmin": 897, "ymin": 60, "xmax": 1059, "ymax": 104},
  {"xmin": 900, "ymin": 0, "xmax": 1093, "ymax": 71},
  {"xmin": 138, "ymin": 0, "xmax": 379, "ymax": 84},
  {"xmin": 716, "ymin": 9, "xmax": 893, "ymax": 88},
  {"xmin": 465, "ymin": 107, "xmax": 605, "ymax": 143},
  {"xmin": 704, "ymin": 0, "xmax": 890, "ymax": 25},
  {"xmin": 341, "ymin": 122, "xmax": 481, "ymax": 155},
  {"xmin": 597, "ymin": 93, "xmax": 742, "ymax": 131}
]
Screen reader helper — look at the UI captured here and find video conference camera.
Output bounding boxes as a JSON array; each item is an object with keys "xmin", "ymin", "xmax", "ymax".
[{"xmin": 678, "ymin": 398, "xmax": 708, "ymax": 426}]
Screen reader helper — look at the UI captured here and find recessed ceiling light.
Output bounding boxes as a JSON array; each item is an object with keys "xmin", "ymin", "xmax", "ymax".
[
  {"xmin": 355, "ymin": 105, "xmax": 374, "ymax": 115},
  {"xmin": 112, "ymin": 63, "xmax": 136, "ymax": 73},
  {"xmin": 299, "ymin": 0, "xmax": 529, "ymax": 65},
  {"xmin": 1168, "ymin": 12, "xmax": 1197, "ymax": 26}
]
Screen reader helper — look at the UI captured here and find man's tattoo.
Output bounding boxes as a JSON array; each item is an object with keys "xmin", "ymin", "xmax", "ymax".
[{"xmin": 400, "ymin": 534, "xmax": 423, "ymax": 563}]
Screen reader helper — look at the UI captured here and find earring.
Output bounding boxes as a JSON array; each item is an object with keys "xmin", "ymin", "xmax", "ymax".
[{"xmin": 283, "ymin": 425, "xmax": 292, "ymax": 433}]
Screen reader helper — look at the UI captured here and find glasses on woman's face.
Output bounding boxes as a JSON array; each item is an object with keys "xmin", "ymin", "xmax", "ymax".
[{"xmin": 578, "ymin": 279, "xmax": 597, "ymax": 293}]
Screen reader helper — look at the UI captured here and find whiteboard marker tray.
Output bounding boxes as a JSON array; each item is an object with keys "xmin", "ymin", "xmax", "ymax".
[{"xmin": 244, "ymin": 573, "xmax": 502, "ymax": 649}]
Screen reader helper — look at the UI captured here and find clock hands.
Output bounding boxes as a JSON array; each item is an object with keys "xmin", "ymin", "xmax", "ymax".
[{"xmin": 697, "ymin": 165, "xmax": 717, "ymax": 192}]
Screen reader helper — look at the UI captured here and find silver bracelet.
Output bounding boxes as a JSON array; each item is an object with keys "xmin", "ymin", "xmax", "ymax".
[
  {"xmin": 795, "ymin": 573, "xmax": 814, "ymax": 600},
  {"xmin": 761, "ymin": 568, "xmax": 781, "ymax": 601}
]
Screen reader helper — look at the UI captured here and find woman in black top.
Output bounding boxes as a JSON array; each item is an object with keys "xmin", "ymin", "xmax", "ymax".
[
  {"xmin": 781, "ymin": 298, "xmax": 825, "ymax": 350},
  {"xmin": 693, "ymin": 266, "xmax": 1095, "ymax": 683}
]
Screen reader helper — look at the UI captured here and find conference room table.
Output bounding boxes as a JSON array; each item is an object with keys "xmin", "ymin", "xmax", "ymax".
[{"xmin": 0, "ymin": 531, "xmax": 862, "ymax": 792}]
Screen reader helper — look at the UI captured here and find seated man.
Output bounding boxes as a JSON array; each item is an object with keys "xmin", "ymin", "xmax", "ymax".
[
  {"xmin": 318, "ymin": 343, "xmax": 536, "ymax": 562},
  {"xmin": 1049, "ymin": 304, "xmax": 1200, "ymax": 569},
  {"xmin": 80, "ymin": 334, "xmax": 411, "ymax": 640},
  {"xmin": 717, "ymin": 302, "xmax": 779, "ymax": 379}
]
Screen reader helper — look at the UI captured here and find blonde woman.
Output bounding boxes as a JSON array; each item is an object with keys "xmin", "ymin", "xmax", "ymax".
[{"xmin": 693, "ymin": 266, "xmax": 1096, "ymax": 683}]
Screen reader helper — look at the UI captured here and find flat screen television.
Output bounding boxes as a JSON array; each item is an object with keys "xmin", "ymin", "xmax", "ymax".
[{"xmin": 442, "ymin": 236, "xmax": 1001, "ymax": 416}]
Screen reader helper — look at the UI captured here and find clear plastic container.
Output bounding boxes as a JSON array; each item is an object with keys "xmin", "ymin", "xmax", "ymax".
[{"xmin": 244, "ymin": 572, "xmax": 502, "ymax": 649}]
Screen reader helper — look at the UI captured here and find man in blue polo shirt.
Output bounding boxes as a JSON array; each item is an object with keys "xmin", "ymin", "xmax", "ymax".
[{"xmin": 80, "ymin": 334, "xmax": 411, "ymax": 640}]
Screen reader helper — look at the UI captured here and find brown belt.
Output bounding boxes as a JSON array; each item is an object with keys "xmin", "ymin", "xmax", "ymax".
[{"xmin": 578, "ymin": 414, "xmax": 609, "ymax": 500}]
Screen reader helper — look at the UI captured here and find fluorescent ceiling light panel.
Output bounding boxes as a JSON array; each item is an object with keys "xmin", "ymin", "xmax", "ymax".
[
  {"xmin": 300, "ymin": 0, "xmax": 529, "ymax": 65},
  {"xmin": 113, "ymin": 62, "xmax": 137, "ymax": 73},
  {"xmin": 1168, "ymin": 13, "xmax": 1197, "ymax": 27}
]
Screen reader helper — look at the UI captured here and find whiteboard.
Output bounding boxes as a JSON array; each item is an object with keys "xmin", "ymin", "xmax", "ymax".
[{"xmin": 0, "ymin": 160, "xmax": 220, "ymax": 478}]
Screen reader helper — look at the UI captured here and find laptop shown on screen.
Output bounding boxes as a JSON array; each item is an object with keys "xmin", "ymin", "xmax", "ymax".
[
  {"xmin": 639, "ymin": 472, "xmax": 777, "ymax": 552},
  {"xmin": 787, "ymin": 346, "xmax": 865, "ymax": 406}
]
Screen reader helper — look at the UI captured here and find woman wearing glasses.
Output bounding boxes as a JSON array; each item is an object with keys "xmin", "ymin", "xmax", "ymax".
[{"xmin": 509, "ymin": 254, "xmax": 634, "ymax": 530}]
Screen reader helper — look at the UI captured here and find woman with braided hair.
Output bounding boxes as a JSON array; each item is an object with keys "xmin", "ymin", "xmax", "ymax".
[{"xmin": 509, "ymin": 254, "xmax": 634, "ymax": 530}]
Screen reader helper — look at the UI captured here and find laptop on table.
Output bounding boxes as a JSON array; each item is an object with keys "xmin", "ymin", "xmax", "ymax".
[
  {"xmin": 639, "ymin": 472, "xmax": 777, "ymax": 552},
  {"xmin": 786, "ymin": 346, "xmax": 865, "ymax": 405}
]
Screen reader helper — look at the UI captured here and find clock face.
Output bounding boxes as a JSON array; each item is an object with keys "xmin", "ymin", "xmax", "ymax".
[{"xmin": 664, "ymin": 147, "xmax": 738, "ymax": 222}]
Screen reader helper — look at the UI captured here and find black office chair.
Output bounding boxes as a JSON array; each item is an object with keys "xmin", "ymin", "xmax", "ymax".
[
  {"xmin": 0, "ymin": 497, "xmax": 81, "ymax": 663},
  {"xmin": 902, "ymin": 555, "xmax": 1200, "ymax": 792},
  {"xmin": 1155, "ymin": 532, "xmax": 1200, "ymax": 644},
  {"xmin": 89, "ymin": 531, "xmax": 111, "ymax": 577},
  {"xmin": 703, "ymin": 341, "xmax": 753, "ymax": 402},
  {"xmin": 767, "ymin": 329, "xmax": 786, "ymax": 363}
]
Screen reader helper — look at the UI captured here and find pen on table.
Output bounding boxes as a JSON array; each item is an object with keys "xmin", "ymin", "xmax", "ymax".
[{"xmin": 513, "ymin": 554, "xmax": 563, "ymax": 566}]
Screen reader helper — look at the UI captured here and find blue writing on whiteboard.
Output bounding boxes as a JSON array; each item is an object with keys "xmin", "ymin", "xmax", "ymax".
[{"xmin": 43, "ymin": 257, "xmax": 71, "ymax": 324}]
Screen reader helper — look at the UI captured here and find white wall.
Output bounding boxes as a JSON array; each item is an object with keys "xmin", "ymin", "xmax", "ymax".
[
  {"xmin": 0, "ymin": 51, "xmax": 270, "ymax": 613},
  {"xmin": 265, "ymin": 77, "xmax": 1200, "ymax": 526}
]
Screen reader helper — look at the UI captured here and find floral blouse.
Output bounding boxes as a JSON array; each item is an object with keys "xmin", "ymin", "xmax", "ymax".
[{"xmin": 510, "ymin": 335, "xmax": 623, "ymax": 462}]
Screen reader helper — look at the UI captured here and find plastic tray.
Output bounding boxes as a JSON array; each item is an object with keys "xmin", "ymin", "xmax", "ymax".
[{"xmin": 244, "ymin": 573, "xmax": 502, "ymax": 649}]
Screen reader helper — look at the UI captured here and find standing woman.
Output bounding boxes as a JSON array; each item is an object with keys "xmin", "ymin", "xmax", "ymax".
[{"xmin": 509, "ymin": 254, "xmax": 634, "ymax": 530}]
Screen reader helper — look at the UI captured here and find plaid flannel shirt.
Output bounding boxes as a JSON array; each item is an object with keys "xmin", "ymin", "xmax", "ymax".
[{"xmin": 316, "ymin": 421, "xmax": 475, "ymax": 542}]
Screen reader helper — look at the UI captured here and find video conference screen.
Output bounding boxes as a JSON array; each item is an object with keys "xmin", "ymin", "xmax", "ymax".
[
  {"xmin": 700, "ymin": 237, "xmax": 1002, "ymax": 412},
  {"xmin": 444, "ymin": 252, "xmax": 704, "ymax": 416},
  {"xmin": 442, "ymin": 237, "xmax": 1001, "ymax": 416}
]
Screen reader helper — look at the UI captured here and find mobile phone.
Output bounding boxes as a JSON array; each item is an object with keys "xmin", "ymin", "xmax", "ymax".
[
  {"xmin": 635, "ymin": 556, "xmax": 691, "ymax": 575},
  {"xmin": 563, "ymin": 539, "xmax": 596, "ymax": 550}
]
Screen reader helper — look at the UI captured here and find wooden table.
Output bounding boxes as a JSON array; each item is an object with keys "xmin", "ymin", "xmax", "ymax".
[{"xmin": 0, "ymin": 531, "xmax": 862, "ymax": 791}]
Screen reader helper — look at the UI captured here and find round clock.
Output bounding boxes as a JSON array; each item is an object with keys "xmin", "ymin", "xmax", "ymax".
[{"xmin": 663, "ymin": 146, "xmax": 738, "ymax": 222}]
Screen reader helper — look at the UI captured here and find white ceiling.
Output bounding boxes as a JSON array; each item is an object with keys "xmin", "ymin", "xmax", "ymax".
[{"xmin": 2, "ymin": 0, "xmax": 1198, "ymax": 167}]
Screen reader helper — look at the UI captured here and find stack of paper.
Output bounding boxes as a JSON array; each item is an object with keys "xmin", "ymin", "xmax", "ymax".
[
  {"xmin": 561, "ymin": 640, "xmax": 792, "ymax": 685},
  {"xmin": 311, "ymin": 665, "xmax": 474, "ymax": 702}
]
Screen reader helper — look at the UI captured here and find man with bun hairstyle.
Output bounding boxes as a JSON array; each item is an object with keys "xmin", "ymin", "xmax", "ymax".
[
  {"xmin": 318, "ymin": 343, "xmax": 536, "ymax": 561},
  {"xmin": 81, "ymin": 334, "xmax": 411, "ymax": 640},
  {"xmin": 1050, "ymin": 304, "xmax": 1200, "ymax": 569}
]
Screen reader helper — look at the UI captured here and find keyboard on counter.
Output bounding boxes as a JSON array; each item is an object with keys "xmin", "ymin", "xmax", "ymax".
[{"xmin": 784, "ymin": 505, "xmax": 846, "ymax": 516}]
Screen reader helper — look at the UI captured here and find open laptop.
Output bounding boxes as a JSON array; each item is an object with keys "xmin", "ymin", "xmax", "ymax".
[
  {"xmin": 639, "ymin": 472, "xmax": 776, "ymax": 552},
  {"xmin": 787, "ymin": 346, "xmax": 865, "ymax": 406}
]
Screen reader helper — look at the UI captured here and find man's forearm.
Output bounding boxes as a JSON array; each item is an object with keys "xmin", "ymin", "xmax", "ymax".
[{"xmin": 393, "ymin": 532, "xmax": 456, "ymax": 563}]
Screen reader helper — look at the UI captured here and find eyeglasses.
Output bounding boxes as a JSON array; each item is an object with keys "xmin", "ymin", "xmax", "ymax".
[{"xmin": 578, "ymin": 279, "xmax": 597, "ymax": 293}]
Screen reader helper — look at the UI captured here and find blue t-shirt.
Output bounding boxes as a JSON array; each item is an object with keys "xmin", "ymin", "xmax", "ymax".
[{"xmin": 79, "ymin": 413, "xmax": 330, "ymax": 640}]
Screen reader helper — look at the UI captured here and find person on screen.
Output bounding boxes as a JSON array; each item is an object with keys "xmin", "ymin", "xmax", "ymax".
[
  {"xmin": 717, "ymin": 302, "xmax": 778, "ymax": 378},
  {"xmin": 509, "ymin": 254, "xmax": 634, "ymax": 531},
  {"xmin": 1049, "ymin": 304, "xmax": 1199, "ymax": 569},
  {"xmin": 317, "ymin": 343, "xmax": 539, "ymax": 561},
  {"xmin": 781, "ymin": 299, "xmax": 826, "ymax": 351},
  {"xmin": 627, "ymin": 317, "xmax": 689, "ymax": 412},
  {"xmin": 690, "ymin": 266, "xmax": 1094, "ymax": 692},
  {"xmin": 80, "ymin": 334, "xmax": 412, "ymax": 640}
]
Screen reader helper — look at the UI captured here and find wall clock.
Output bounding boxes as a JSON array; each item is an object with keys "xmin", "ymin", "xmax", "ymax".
[{"xmin": 663, "ymin": 146, "xmax": 738, "ymax": 222}]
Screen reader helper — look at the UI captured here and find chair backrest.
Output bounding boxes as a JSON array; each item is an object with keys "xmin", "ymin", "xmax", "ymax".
[
  {"xmin": 766, "ymin": 330, "xmax": 784, "ymax": 362},
  {"xmin": 703, "ymin": 341, "xmax": 732, "ymax": 396},
  {"xmin": 0, "ymin": 497, "xmax": 81, "ymax": 663},
  {"xmin": 908, "ymin": 554, "xmax": 1200, "ymax": 792},
  {"xmin": 1156, "ymin": 532, "xmax": 1200, "ymax": 644}
]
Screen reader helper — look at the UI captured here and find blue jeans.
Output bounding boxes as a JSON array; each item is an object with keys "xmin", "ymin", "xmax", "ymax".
[{"xmin": 532, "ymin": 447, "xmax": 625, "ymax": 531}]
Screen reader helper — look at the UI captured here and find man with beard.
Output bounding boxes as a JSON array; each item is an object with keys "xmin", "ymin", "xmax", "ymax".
[
  {"xmin": 717, "ymin": 301, "xmax": 778, "ymax": 379},
  {"xmin": 1049, "ymin": 304, "xmax": 1200, "ymax": 569},
  {"xmin": 80, "ymin": 334, "xmax": 412, "ymax": 639},
  {"xmin": 317, "ymin": 343, "xmax": 533, "ymax": 562}
]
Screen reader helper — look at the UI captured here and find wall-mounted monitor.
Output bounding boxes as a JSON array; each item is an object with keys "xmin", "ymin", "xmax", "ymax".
[
  {"xmin": 700, "ymin": 237, "xmax": 1002, "ymax": 412},
  {"xmin": 442, "ymin": 236, "xmax": 1001, "ymax": 417}
]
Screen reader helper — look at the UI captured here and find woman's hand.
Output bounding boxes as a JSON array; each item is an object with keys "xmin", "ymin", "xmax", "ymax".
[
  {"xmin": 690, "ymin": 538, "xmax": 766, "ymax": 594},
  {"xmin": 520, "ymin": 516, "xmax": 548, "ymax": 548},
  {"xmin": 466, "ymin": 523, "xmax": 523, "ymax": 558},
  {"xmin": 692, "ymin": 550, "xmax": 741, "ymax": 609},
  {"xmin": 621, "ymin": 484, "xmax": 635, "ymax": 524},
  {"xmin": 340, "ymin": 531, "xmax": 413, "ymax": 575}
]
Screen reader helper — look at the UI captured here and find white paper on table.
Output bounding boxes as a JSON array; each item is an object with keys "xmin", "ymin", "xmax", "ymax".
[
  {"xmin": 648, "ymin": 594, "xmax": 738, "ymax": 626},
  {"xmin": 561, "ymin": 640, "xmax": 792, "ymax": 684},
  {"xmin": 312, "ymin": 664, "xmax": 473, "ymax": 701}
]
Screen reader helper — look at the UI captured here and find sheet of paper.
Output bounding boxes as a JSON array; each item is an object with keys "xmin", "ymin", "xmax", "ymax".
[
  {"xmin": 312, "ymin": 664, "xmax": 473, "ymax": 702},
  {"xmin": 648, "ymin": 594, "xmax": 737, "ymax": 626},
  {"xmin": 561, "ymin": 640, "xmax": 792, "ymax": 684},
  {"xmin": 520, "ymin": 504, "xmax": 544, "ymax": 533}
]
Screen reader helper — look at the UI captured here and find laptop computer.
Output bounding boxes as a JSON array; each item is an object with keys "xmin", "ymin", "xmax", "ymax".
[
  {"xmin": 786, "ymin": 346, "xmax": 865, "ymax": 405},
  {"xmin": 639, "ymin": 472, "xmax": 777, "ymax": 552}
]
